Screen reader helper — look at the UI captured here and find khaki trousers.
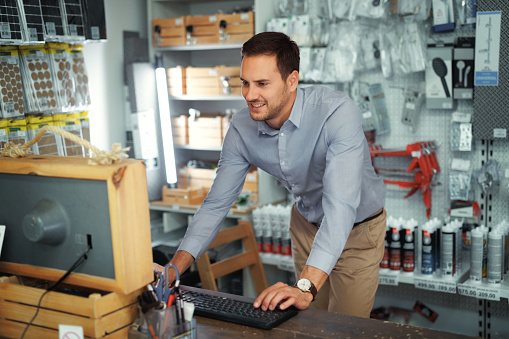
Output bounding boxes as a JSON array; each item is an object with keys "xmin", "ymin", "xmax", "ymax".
[{"xmin": 290, "ymin": 204, "xmax": 386, "ymax": 318}]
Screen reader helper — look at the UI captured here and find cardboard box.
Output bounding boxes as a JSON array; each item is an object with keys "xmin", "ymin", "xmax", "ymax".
[
  {"xmin": 0, "ymin": 276, "xmax": 140, "ymax": 338},
  {"xmin": 171, "ymin": 115, "xmax": 188, "ymax": 145},
  {"xmin": 453, "ymin": 37, "xmax": 474, "ymax": 100},
  {"xmin": 167, "ymin": 66, "xmax": 186, "ymax": 96},
  {"xmin": 217, "ymin": 11, "xmax": 254, "ymax": 43},
  {"xmin": 426, "ymin": 37, "xmax": 454, "ymax": 110},
  {"xmin": 162, "ymin": 186, "xmax": 206, "ymax": 205},
  {"xmin": 153, "ymin": 17, "xmax": 186, "ymax": 47},
  {"xmin": 185, "ymin": 14, "xmax": 221, "ymax": 45}
]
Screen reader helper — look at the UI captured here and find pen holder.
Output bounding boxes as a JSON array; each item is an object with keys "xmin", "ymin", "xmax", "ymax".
[{"xmin": 143, "ymin": 306, "xmax": 196, "ymax": 339}]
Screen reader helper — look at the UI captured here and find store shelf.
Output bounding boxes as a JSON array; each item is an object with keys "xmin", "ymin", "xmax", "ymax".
[
  {"xmin": 260, "ymin": 253, "xmax": 294, "ymax": 272},
  {"xmin": 170, "ymin": 94, "xmax": 244, "ymax": 101},
  {"xmin": 149, "ymin": 200, "xmax": 252, "ymax": 220},
  {"xmin": 155, "ymin": 43, "xmax": 243, "ymax": 52},
  {"xmin": 175, "ymin": 144, "xmax": 222, "ymax": 151}
]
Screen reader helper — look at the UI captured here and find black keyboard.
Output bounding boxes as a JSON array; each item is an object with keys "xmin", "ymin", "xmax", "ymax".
[{"xmin": 179, "ymin": 285, "xmax": 299, "ymax": 330}]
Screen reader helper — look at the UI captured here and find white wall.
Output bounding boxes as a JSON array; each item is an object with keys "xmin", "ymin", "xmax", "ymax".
[{"xmin": 82, "ymin": 0, "xmax": 148, "ymax": 150}]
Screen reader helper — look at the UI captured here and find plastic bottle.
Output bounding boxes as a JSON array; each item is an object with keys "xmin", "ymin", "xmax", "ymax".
[
  {"xmin": 252, "ymin": 207, "xmax": 263, "ymax": 253},
  {"xmin": 470, "ymin": 227, "xmax": 483, "ymax": 283},
  {"xmin": 441, "ymin": 223, "xmax": 456, "ymax": 278},
  {"xmin": 488, "ymin": 230, "xmax": 503, "ymax": 285}
]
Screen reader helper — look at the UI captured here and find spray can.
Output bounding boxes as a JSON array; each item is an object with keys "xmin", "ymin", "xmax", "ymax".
[
  {"xmin": 470, "ymin": 227, "xmax": 483, "ymax": 282},
  {"xmin": 389, "ymin": 221, "xmax": 401, "ymax": 271},
  {"xmin": 402, "ymin": 218, "xmax": 417, "ymax": 274}
]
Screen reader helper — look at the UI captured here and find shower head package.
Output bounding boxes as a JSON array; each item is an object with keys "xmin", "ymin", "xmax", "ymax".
[{"xmin": 425, "ymin": 36, "xmax": 454, "ymax": 110}]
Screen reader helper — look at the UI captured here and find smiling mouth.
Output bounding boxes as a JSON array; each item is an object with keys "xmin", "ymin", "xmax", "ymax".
[{"xmin": 250, "ymin": 102, "xmax": 265, "ymax": 108}]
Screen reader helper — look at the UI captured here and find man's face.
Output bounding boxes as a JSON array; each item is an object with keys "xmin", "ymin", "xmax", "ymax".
[{"xmin": 240, "ymin": 54, "xmax": 297, "ymax": 129}]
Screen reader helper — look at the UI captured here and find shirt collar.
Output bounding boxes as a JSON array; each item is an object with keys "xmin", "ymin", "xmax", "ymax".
[{"xmin": 257, "ymin": 88, "xmax": 303, "ymax": 135}]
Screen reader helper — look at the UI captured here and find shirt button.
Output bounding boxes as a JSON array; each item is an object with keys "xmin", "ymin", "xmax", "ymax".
[
  {"xmin": 280, "ymin": 133, "xmax": 285, "ymax": 136},
  {"xmin": 280, "ymin": 161, "xmax": 285, "ymax": 165},
  {"xmin": 291, "ymin": 183, "xmax": 295, "ymax": 187}
]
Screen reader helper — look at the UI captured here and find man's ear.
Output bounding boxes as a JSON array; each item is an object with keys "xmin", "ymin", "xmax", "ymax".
[{"xmin": 287, "ymin": 70, "xmax": 299, "ymax": 90}]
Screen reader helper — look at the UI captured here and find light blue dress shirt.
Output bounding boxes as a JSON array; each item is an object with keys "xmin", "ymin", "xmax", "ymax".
[{"xmin": 177, "ymin": 86, "xmax": 386, "ymax": 275}]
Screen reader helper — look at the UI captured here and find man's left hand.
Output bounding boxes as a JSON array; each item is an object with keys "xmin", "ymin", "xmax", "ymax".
[{"xmin": 253, "ymin": 282, "xmax": 313, "ymax": 311}]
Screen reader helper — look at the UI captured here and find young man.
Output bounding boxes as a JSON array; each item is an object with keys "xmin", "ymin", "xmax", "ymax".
[{"xmin": 156, "ymin": 32, "xmax": 386, "ymax": 318}]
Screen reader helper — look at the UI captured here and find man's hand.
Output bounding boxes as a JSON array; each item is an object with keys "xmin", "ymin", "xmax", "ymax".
[
  {"xmin": 152, "ymin": 250, "xmax": 195, "ymax": 287},
  {"xmin": 253, "ymin": 282, "xmax": 313, "ymax": 311}
]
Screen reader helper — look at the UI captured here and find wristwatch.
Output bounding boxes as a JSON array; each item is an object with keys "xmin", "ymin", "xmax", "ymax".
[{"xmin": 294, "ymin": 278, "xmax": 317, "ymax": 301}]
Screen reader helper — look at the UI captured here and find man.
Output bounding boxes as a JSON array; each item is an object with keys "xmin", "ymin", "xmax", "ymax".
[{"xmin": 156, "ymin": 32, "xmax": 386, "ymax": 318}]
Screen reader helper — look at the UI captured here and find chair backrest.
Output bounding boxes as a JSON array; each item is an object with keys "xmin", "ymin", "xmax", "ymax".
[{"xmin": 196, "ymin": 220, "xmax": 268, "ymax": 295}]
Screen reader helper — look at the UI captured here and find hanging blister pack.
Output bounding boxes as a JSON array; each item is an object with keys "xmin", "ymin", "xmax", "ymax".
[
  {"xmin": 450, "ymin": 112, "xmax": 472, "ymax": 152},
  {"xmin": 368, "ymin": 83, "xmax": 390, "ymax": 135},
  {"xmin": 401, "ymin": 87, "xmax": 424, "ymax": 132}
]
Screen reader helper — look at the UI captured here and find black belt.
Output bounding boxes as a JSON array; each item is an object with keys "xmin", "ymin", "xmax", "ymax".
[
  {"xmin": 312, "ymin": 208, "xmax": 384, "ymax": 228},
  {"xmin": 353, "ymin": 208, "xmax": 384, "ymax": 227}
]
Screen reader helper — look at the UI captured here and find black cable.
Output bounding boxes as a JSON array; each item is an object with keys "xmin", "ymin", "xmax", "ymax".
[{"xmin": 20, "ymin": 246, "xmax": 91, "ymax": 339}]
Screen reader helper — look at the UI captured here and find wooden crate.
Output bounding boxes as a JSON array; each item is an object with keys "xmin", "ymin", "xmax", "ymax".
[
  {"xmin": 0, "ymin": 276, "xmax": 141, "ymax": 338},
  {"xmin": 162, "ymin": 186, "xmax": 206, "ymax": 205},
  {"xmin": 185, "ymin": 14, "xmax": 220, "ymax": 45},
  {"xmin": 177, "ymin": 166, "xmax": 258, "ymax": 200},
  {"xmin": 186, "ymin": 66, "xmax": 241, "ymax": 96},
  {"xmin": 218, "ymin": 11, "xmax": 254, "ymax": 44},
  {"xmin": 171, "ymin": 115, "xmax": 188, "ymax": 145},
  {"xmin": 167, "ymin": 66, "xmax": 186, "ymax": 96},
  {"xmin": 152, "ymin": 17, "xmax": 186, "ymax": 47},
  {"xmin": 188, "ymin": 115, "xmax": 224, "ymax": 147}
]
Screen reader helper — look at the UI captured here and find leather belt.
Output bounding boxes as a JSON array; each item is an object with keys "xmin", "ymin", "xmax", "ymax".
[{"xmin": 312, "ymin": 208, "xmax": 384, "ymax": 228}]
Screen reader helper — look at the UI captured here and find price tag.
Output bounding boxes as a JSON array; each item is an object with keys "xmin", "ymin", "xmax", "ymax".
[
  {"xmin": 476, "ymin": 286, "xmax": 500, "ymax": 301},
  {"xmin": 458, "ymin": 284, "xmax": 478, "ymax": 298},
  {"xmin": 379, "ymin": 272, "xmax": 399, "ymax": 286},
  {"xmin": 28, "ymin": 27, "xmax": 38, "ymax": 41},
  {"xmin": 171, "ymin": 204, "xmax": 180, "ymax": 210},
  {"xmin": 1, "ymin": 23, "xmax": 11, "ymax": 39},
  {"xmin": 69, "ymin": 24, "xmax": 78, "ymax": 36},
  {"xmin": 414, "ymin": 277, "xmax": 438, "ymax": 292},
  {"xmin": 91, "ymin": 26, "xmax": 100, "ymax": 40},
  {"xmin": 46, "ymin": 22, "xmax": 57, "ymax": 36},
  {"xmin": 435, "ymin": 280, "xmax": 457, "ymax": 294},
  {"xmin": 4, "ymin": 102, "xmax": 15, "ymax": 117}
]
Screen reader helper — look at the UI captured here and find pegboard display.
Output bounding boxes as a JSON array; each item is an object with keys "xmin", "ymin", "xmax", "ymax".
[
  {"xmin": 486, "ymin": 140, "xmax": 509, "ymax": 227},
  {"xmin": 356, "ymin": 70, "xmax": 486, "ymax": 225}
]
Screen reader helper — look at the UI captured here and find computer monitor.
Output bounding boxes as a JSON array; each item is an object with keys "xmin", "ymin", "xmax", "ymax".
[{"xmin": 0, "ymin": 155, "xmax": 153, "ymax": 294}]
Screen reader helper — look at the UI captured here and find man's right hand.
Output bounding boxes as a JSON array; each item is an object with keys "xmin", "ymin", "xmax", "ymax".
[{"xmin": 151, "ymin": 250, "xmax": 195, "ymax": 287}]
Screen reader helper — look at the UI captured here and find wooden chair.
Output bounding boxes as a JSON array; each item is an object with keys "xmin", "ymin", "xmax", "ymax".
[{"xmin": 196, "ymin": 220, "xmax": 268, "ymax": 295}]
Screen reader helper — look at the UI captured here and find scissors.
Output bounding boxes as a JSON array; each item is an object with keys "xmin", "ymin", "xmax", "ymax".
[
  {"xmin": 153, "ymin": 270, "xmax": 171, "ymax": 306},
  {"xmin": 153, "ymin": 264, "xmax": 180, "ymax": 306}
]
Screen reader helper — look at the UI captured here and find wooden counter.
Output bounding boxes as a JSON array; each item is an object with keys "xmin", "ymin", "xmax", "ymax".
[{"xmin": 193, "ymin": 309, "xmax": 479, "ymax": 339}]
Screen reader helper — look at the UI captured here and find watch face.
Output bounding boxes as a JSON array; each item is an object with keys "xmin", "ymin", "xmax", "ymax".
[{"xmin": 297, "ymin": 278, "xmax": 311, "ymax": 291}]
